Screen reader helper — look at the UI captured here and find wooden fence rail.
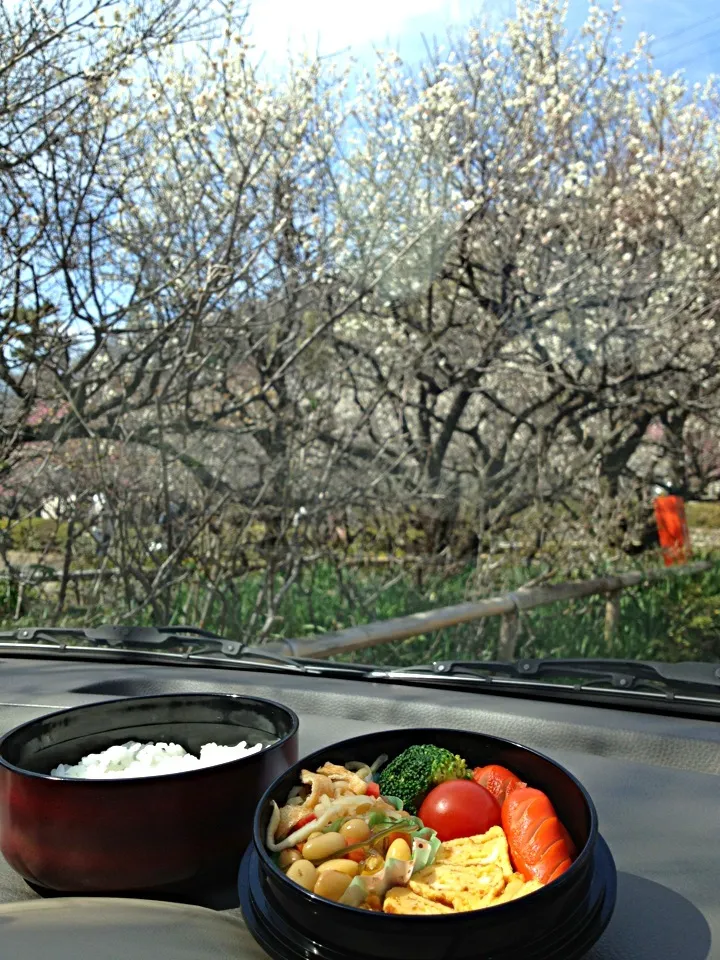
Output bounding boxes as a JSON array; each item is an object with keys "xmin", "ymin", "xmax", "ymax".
[{"xmin": 263, "ymin": 561, "xmax": 712, "ymax": 661}]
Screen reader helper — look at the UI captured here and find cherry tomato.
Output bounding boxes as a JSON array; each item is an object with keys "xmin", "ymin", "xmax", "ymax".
[
  {"xmin": 418, "ymin": 780, "xmax": 501, "ymax": 842},
  {"xmin": 365, "ymin": 782, "xmax": 380, "ymax": 798},
  {"xmin": 472, "ymin": 764, "xmax": 526, "ymax": 806}
]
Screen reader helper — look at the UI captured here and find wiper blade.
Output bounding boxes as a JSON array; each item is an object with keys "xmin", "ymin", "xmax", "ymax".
[
  {"xmin": 0, "ymin": 625, "xmax": 306, "ymax": 673},
  {"xmin": 370, "ymin": 657, "xmax": 720, "ymax": 695},
  {"xmin": 2, "ymin": 624, "xmax": 244, "ymax": 656},
  {"xmin": 4, "ymin": 626, "xmax": 717, "ymax": 697}
]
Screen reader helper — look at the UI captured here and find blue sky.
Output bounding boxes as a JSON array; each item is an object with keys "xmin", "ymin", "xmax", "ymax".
[{"xmin": 247, "ymin": 0, "xmax": 720, "ymax": 86}]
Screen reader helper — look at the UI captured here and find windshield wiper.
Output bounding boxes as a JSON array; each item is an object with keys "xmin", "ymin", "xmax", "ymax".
[
  {"xmin": 368, "ymin": 657, "xmax": 720, "ymax": 696},
  {"xmin": 0, "ymin": 625, "xmax": 311, "ymax": 674},
  {"xmin": 3, "ymin": 625, "xmax": 244, "ymax": 655},
  {"xmin": 3, "ymin": 626, "xmax": 718, "ymax": 699}
]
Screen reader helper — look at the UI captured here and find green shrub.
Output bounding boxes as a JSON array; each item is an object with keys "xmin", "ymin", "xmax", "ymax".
[
  {"xmin": 0, "ymin": 518, "xmax": 69, "ymax": 552},
  {"xmin": 0, "ymin": 578, "xmax": 19, "ymax": 616}
]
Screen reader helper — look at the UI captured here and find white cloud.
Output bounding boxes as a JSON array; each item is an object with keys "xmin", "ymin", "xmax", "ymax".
[{"xmin": 245, "ymin": 0, "xmax": 487, "ymax": 64}]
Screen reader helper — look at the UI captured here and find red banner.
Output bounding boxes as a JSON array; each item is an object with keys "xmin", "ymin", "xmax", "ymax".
[{"xmin": 653, "ymin": 495, "xmax": 691, "ymax": 566}]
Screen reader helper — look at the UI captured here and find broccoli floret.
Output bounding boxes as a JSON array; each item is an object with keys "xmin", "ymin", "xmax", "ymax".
[{"xmin": 376, "ymin": 744, "xmax": 470, "ymax": 814}]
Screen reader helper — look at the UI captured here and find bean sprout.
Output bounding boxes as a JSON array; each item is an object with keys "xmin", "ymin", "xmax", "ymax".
[
  {"xmin": 344, "ymin": 754, "xmax": 388, "ymax": 782},
  {"xmin": 369, "ymin": 754, "xmax": 388, "ymax": 775},
  {"xmin": 267, "ymin": 794, "xmax": 377, "ymax": 852}
]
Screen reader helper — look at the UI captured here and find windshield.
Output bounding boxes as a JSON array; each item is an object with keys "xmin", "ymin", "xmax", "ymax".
[{"xmin": 1, "ymin": 0, "xmax": 718, "ymax": 678}]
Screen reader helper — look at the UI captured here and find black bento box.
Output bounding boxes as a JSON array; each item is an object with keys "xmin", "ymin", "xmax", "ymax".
[{"xmin": 240, "ymin": 727, "xmax": 617, "ymax": 960}]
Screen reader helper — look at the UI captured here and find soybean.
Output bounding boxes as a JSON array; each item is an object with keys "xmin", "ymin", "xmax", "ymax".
[
  {"xmin": 317, "ymin": 858, "xmax": 360, "ymax": 877},
  {"xmin": 302, "ymin": 832, "xmax": 347, "ymax": 862},
  {"xmin": 340, "ymin": 818, "xmax": 371, "ymax": 845},
  {"xmin": 286, "ymin": 859, "xmax": 318, "ymax": 891},
  {"xmin": 386, "ymin": 838, "xmax": 412, "ymax": 862},
  {"xmin": 278, "ymin": 848, "xmax": 302, "ymax": 870},
  {"xmin": 313, "ymin": 870, "xmax": 352, "ymax": 902}
]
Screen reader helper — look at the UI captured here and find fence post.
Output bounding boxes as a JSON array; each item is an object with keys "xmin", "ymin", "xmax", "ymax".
[
  {"xmin": 14, "ymin": 581, "xmax": 24, "ymax": 620},
  {"xmin": 604, "ymin": 589, "xmax": 622, "ymax": 651},
  {"xmin": 497, "ymin": 609, "xmax": 519, "ymax": 661}
]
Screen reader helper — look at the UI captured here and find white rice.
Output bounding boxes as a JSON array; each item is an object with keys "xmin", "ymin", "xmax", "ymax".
[{"xmin": 50, "ymin": 739, "xmax": 265, "ymax": 779}]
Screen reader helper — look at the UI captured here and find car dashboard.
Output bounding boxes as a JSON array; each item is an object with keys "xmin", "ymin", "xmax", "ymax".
[{"xmin": 0, "ymin": 653, "xmax": 717, "ymax": 959}]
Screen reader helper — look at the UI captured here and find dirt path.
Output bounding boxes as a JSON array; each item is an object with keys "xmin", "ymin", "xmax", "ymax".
[{"xmin": 0, "ymin": 551, "xmax": 64, "ymax": 570}]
